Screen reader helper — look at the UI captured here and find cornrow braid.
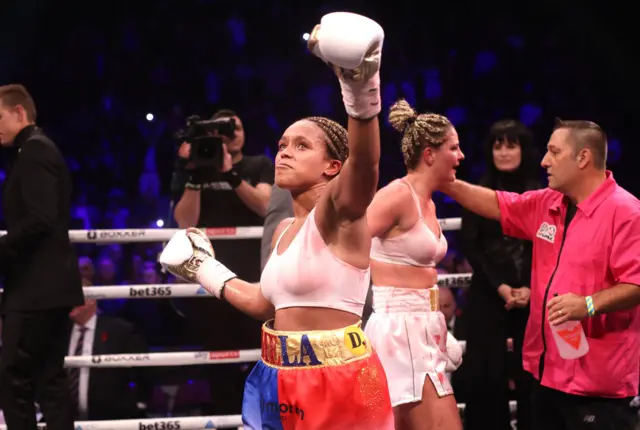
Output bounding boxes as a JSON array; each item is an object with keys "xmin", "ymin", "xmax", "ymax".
[
  {"xmin": 304, "ymin": 116, "xmax": 349, "ymax": 163},
  {"xmin": 388, "ymin": 99, "xmax": 452, "ymax": 170}
]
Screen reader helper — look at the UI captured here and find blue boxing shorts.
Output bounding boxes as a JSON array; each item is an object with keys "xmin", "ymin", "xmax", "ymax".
[{"xmin": 242, "ymin": 320, "xmax": 394, "ymax": 430}]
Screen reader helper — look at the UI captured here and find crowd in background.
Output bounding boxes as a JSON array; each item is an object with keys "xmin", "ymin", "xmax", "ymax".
[{"xmin": 0, "ymin": 0, "xmax": 636, "ymax": 425}]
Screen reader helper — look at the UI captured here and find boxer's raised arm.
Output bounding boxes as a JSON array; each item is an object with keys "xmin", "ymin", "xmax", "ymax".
[
  {"xmin": 330, "ymin": 117, "xmax": 380, "ymax": 221},
  {"xmin": 308, "ymin": 13, "xmax": 384, "ymax": 221}
]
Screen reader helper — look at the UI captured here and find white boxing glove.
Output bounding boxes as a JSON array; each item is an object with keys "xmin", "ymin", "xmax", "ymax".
[
  {"xmin": 159, "ymin": 228, "xmax": 236, "ymax": 298},
  {"xmin": 445, "ymin": 332, "xmax": 464, "ymax": 372},
  {"xmin": 307, "ymin": 12, "xmax": 383, "ymax": 119}
]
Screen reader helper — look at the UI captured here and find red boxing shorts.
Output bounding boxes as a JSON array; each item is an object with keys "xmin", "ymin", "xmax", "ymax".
[{"xmin": 242, "ymin": 320, "xmax": 394, "ymax": 430}]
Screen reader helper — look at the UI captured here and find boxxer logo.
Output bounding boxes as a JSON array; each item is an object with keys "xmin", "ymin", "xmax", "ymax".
[{"xmin": 86, "ymin": 230, "xmax": 147, "ymax": 240}]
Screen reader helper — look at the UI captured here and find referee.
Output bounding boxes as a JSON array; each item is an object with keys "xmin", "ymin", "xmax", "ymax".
[
  {"xmin": 440, "ymin": 120, "xmax": 640, "ymax": 430},
  {"xmin": 0, "ymin": 84, "xmax": 84, "ymax": 429}
]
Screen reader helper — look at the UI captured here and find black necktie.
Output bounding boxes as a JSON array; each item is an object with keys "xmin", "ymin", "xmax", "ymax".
[{"xmin": 68, "ymin": 326, "xmax": 88, "ymax": 414}]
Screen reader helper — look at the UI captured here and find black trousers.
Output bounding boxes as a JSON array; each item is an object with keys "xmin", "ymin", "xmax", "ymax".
[
  {"xmin": 180, "ymin": 288, "xmax": 261, "ymax": 415},
  {"xmin": 207, "ymin": 363, "xmax": 254, "ymax": 415},
  {"xmin": 531, "ymin": 381, "xmax": 638, "ymax": 430},
  {"xmin": 463, "ymin": 284, "xmax": 532, "ymax": 430},
  {"xmin": 0, "ymin": 308, "xmax": 74, "ymax": 430}
]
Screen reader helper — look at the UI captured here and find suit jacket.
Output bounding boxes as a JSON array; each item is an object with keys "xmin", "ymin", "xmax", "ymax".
[
  {"xmin": 0, "ymin": 125, "xmax": 83, "ymax": 312},
  {"xmin": 78, "ymin": 315, "xmax": 152, "ymax": 421}
]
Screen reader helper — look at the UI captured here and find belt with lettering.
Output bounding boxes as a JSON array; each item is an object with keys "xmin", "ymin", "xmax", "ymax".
[{"xmin": 260, "ymin": 320, "xmax": 371, "ymax": 369}]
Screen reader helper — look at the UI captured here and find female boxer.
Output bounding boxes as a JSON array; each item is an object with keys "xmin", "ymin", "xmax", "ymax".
[
  {"xmin": 160, "ymin": 12, "xmax": 394, "ymax": 430},
  {"xmin": 364, "ymin": 99, "xmax": 465, "ymax": 430}
]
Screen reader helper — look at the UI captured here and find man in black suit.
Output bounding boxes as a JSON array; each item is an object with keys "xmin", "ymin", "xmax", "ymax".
[
  {"xmin": 0, "ymin": 84, "xmax": 84, "ymax": 429},
  {"xmin": 67, "ymin": 298, "xmax": 151, "ymax": 421}
]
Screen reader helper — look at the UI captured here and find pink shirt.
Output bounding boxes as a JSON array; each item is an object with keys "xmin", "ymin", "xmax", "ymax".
[{"xmin": 496, "ymin": 171, "xmax": 640, "ymax": 398}]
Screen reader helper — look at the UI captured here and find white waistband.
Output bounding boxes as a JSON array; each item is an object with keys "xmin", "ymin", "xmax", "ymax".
[{"xmin": 371, "ymin": 285, "xmax": 439, "ymax": 314}]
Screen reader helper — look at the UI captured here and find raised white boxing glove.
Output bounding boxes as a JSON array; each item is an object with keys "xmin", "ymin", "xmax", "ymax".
[
  {"xmin": 445, "ymin": 332, "xmax": 464, "ymax": 372},
  {"xmin": 159, "ymin": 228, "xmax": 236, "ymax": 298},
  {"xmin": 307, "ymin": 12, "xmax": 383, "ymax": 119}
]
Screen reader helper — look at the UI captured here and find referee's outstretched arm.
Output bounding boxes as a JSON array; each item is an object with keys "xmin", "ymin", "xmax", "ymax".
[{"xmin": 439, "ymin": 180, "xmax": 501, "ymax": 221}]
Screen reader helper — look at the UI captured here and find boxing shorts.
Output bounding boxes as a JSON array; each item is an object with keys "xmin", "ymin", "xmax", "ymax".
[
  {"xmin": 242, "ymin": 320, "xmax": 394, "ymax": 430},
  {"xmin": 364, "ymin": 286, "xmax": 454, "ymax": 406}
]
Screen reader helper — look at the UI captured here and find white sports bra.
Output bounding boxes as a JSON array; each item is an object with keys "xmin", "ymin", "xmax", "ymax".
[
  {"xmin": 260, "ymin": 208, "xmax": 370, "ymax": 316},
  {"xmin": 370, "ymin": 179, "xmax": 448, "ymax": 268}
]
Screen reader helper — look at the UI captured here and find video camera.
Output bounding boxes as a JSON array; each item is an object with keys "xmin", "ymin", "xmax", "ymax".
[{"xmin": 174, "ymin": 115, "xmax": 237, "ymax": 170}]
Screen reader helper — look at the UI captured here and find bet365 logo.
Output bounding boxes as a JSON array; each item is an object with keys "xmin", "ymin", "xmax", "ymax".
[
  {"xmin": 139, "ymin": 421, "xmax": 180, "ymax": 430},
  {"xmin": 129, "ymin": 286, "xmax": 172, "ymax": 297}
]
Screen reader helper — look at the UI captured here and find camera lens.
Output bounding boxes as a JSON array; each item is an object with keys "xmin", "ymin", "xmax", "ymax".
[{"xmin": 198, "ymin": 143, "xmax": 214, "ymax": 158}]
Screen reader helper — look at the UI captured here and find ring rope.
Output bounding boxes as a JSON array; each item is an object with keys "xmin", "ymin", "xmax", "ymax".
[
  {"xmin": 64, "ymin": 346, "xmax": 475, "ymax": 368},
  {"xmin": 0, "ymin": 273, "xmax": 473, "ymax": 299},
  {"xmin": 0, "ymin": 415, "xmax": 244, "ymax": 430},
  {"xmin": 0, "ymin": 220, "xmax": 477, "ymax": 427},
  {"xmin": 64, "ymin": 349, "xmax": 262, "ymax": 368},
  {"xmin": 0, "ymin": 401, "xmax": 519, "ymax": 430},
  {"xmin": 66, "ymin": 329, "xmax": 534, "ymax": 368},
  {"xmin": 0, "ymin": 218, "xmax": 461, "ymax": 244}
]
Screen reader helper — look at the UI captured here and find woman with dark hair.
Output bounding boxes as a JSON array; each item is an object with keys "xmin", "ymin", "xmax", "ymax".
[{"xmin": 458, "ymin": 119, "xmax": 541, "ymax": 430}]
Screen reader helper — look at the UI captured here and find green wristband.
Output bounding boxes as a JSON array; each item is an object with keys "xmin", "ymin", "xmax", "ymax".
[{"xmin": 585, "ymin": 295, "xmax": 596, "ymax": 317}]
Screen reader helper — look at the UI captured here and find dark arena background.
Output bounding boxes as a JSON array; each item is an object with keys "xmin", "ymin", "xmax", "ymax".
[{"xmin": 0, "ymin": 0, "xmax": 637, "ymax": 429}]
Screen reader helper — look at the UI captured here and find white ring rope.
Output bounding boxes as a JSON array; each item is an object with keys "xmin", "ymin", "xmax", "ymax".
[
  {"xmin": 63, "ymin": 345, "xmax": 474, "ymax": 368},
  {"xmin": 0, "ymin": 217, "xmax": 461, "ymax": 244},
  {"xmin": 0, "ymin": 401, "xmax": 519, "ymax": 430},
  {"xmin": 0, "ymin": 273, "xmax": 472, "ymax": 298},
  {"xmin": 0, "ymin": 219, "xmax": 485, "ymax": 428},
  {"xmin": 0, "ymin": 273, "xmax": 473, "ymax": 299},
  {"xmin": 64, "ymin": 349, "xmax": 262, "ymax": 368},
  {"xmin": 0, "ymin": 415, "xmax": 244, "ymax": 430},
  {"xmin": 0, "ymin": 400, "xmax": 519, "ymax": 430}
]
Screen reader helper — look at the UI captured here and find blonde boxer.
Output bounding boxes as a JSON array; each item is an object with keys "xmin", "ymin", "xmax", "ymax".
[{"xmin": 365, "ymin": 99, "xmax": 465, "ymax": 429}]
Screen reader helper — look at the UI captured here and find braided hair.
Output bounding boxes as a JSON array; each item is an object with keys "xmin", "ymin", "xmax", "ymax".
[
  {"xmin": 388, "ymin": 99, "xmax": 452, "ymax": 170},
  {"xmin": 304, "ymin": 116, "xmax": 349, "ymax": 163}
]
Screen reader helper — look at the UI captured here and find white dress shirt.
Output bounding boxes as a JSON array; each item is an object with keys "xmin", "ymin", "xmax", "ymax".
[{"xmin": 68, "ymin": 314, "xmax": 97, "ymax": 419}]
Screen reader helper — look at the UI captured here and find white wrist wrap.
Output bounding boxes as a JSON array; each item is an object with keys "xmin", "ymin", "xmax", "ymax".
[
  {"xmin": 339, "ymin": 71, "xmax": 381, "ymax": 119},
  {"xmin": 196, "ymin": 257, "xmax": 237, "ymax": 299}
]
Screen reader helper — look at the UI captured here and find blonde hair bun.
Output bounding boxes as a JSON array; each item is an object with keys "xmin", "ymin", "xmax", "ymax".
[{"xmin": 388, "ymin": 99, "xmax": 417, "ymax": 132}]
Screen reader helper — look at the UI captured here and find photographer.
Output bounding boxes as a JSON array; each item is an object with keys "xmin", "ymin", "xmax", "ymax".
[
  {"xmin": 173, "ymin": 109, "xmax": 274, "ymax": 279},
  {"xmin": 172, "ymin": 109, "xmax": 273, "ymax": 416}
]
